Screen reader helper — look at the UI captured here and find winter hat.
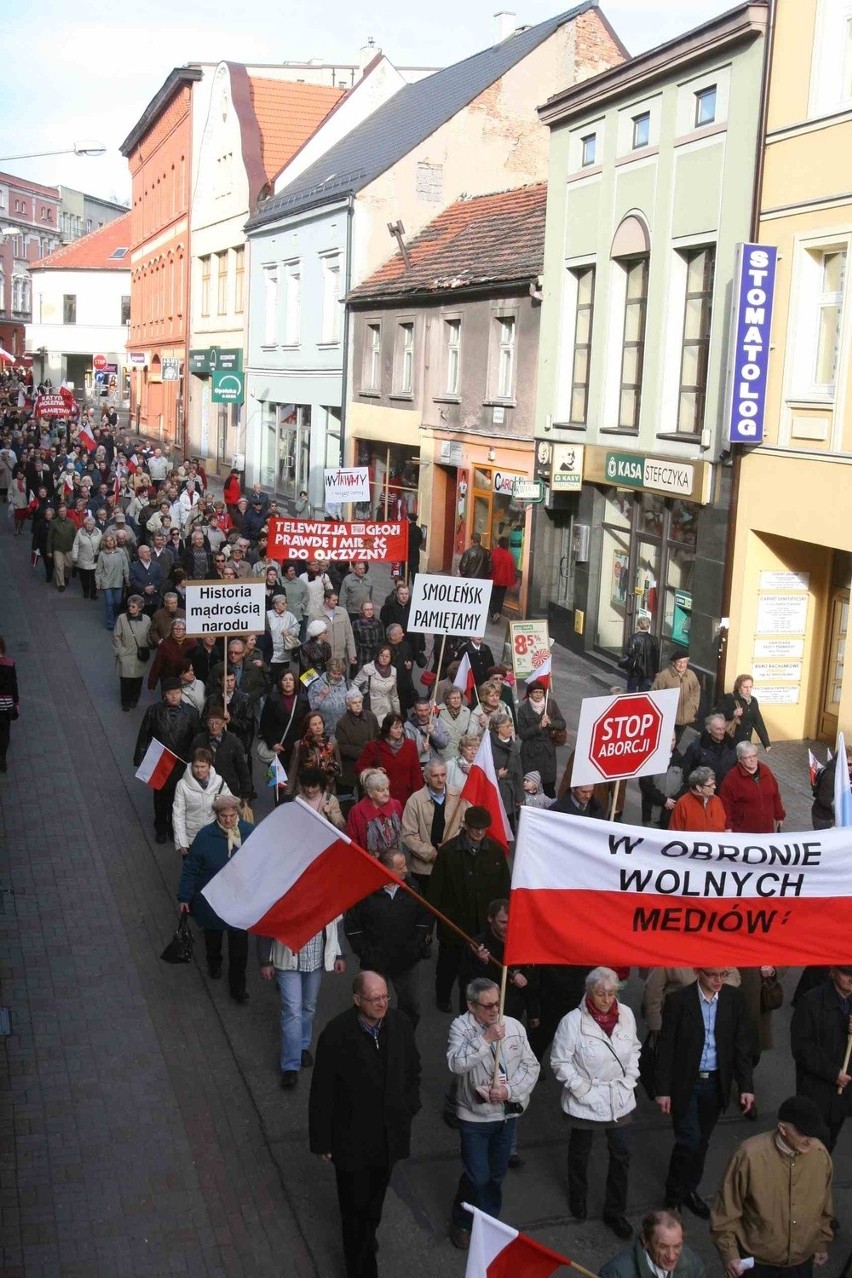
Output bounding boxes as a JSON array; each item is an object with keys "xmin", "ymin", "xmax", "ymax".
[
  {"xmin": 524, "ymin": 771, "xmax": 542, "ymax": 790},
  {"xmin": 162, "ymin": 677, "xmax": 182, "ymax": 693},
  {"xmin": 778, "ymin": 1096, "xmax": 829, "ymax": 1143},
  {"xmin": 307, "ymin": 619, "xmax": 328, "ymax": 639}
]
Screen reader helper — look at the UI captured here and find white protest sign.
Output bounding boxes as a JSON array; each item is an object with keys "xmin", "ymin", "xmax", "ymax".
[
  {"xmin": 324, "ymin": 466, "xmax": 370, "ymax": 504},
  {"xmin": 408, "ymin": 573, "xmax": 493, "ymax": 638},
  {"xmin": 183, "ymin": 580, "xmax": 267, "ymax": 636},
  {"xmin": 570, "ymin": 688, "xmax": 680, "ymax": 786}
]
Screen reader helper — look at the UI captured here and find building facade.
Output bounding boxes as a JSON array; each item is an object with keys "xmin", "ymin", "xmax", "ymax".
[
  {"xmin": 58, "ymin": 187, "xmax": 128, "ymax": 244},
  {"xmin": 244, "ymin": 3, "xmax": 626, "ymax": 508},
  {"xmin": 348, "ymin": 185, "xmax": 547, "ymax": 611},
  {"xmin": 26, "ymin": 215, "xmax": 131, "ymax": 404},
  {"xmin": 531, "ymin": 3, "xmax": 768, "ymax": 698},
  {"xmin": 724, "ymin": 0, "xmax": 852, "ymax": 742},
  {"xmin": 0, "ymin": 171, "xmax": 61, "ymax": 358}
]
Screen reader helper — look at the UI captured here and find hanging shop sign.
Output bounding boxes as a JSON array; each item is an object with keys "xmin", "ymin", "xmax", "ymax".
[{"xmin": 724, "ymin": 243, "xmax": 777, "ymax": 446}]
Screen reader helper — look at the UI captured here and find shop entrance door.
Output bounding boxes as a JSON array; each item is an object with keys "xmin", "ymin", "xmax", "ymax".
[{"xmin": 819, "ymin": 589, "xmax": 848, "ymax": 741}]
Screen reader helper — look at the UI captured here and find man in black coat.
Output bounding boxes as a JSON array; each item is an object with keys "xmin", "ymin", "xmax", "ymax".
[
  {"xmin": 790, "ymin": 965, "xmax": 852, "ymax": 1149},
  {"xmin": 133, "ymin": 678, "xmax": 199, "ymax": 843},
  {"xmin": 680, "ymin": 714, "xmax": 737, "ymax": 791},
  {"xmin": 380, "ymin": 582, "xmax": 426, "ymax": 662},
  {"xmin": 190, "ymin": 705, "xmax": 253, "ymax": 802},
  {"xmin": 385, "ymin": 623, "xmax": 418, "ymax": 714},
  {"xmin": 309, "ymin": 971, "xmax": 421, "ymax": 1278},
  {"xmin": 457, "ymin": 637, "xmax": 495, "ymax": 695},
  {"xmin": 549, "ymin": 784, "xmax": 604, "ymax": 819},
  {"xmin": 654, "ymin": 968, "xmax": 754, "ymax": 1218},
  {"xmin": 343, "ymin": 849, "xmax": 432, "ymax": 1028}
]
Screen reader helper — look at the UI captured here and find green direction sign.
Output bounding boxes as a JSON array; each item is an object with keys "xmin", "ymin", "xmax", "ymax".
[
  {"xmin": 211, "ymin": 369, "xmax": 245, "ymax": 405},
  {"xmin": 189, "ymin": 349, "xmax": 210, "ymax": 374},
  {"xmin": 605, "ymin": 450, "xmax": 643, "ymax": 488},
  {"xmin": 217, "ymin": 348, "xmax": 242, "ymax": 372},
  {"xmin": 189, "ymin": 347, "xmax": 243, "ymax": 375}
]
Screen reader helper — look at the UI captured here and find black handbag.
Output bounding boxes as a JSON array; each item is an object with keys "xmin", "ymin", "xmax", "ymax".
[
  {"xmin": 760, "ymin": 975, "xmax": 784, "ymax": 1012},
  {"xmin": 638, "ymin": 1030, "xmax": 658, "ymax": 1100},
  {"xmin": 160, "ymin": 913, "xmax": 194, "ymax": 964}
]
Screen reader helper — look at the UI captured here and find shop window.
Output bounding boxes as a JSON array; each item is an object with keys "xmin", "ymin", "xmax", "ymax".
[
  {"xmin": 677, "ymin": 246, "xmax": 715, "ymax": 434},
  {"xmin": 444, "ymin": 318, "xmax": 461, "ymax": 395},
  {"xmin": 695, "ymin": 85, "xmax": 717, "ymax": 127},
  {"xmin": 618, "ymin": 257, "xmax": 648, "ymax": 430},
  {"xmin": 394, "ymin": 321, "xmax": 414, "ymax": 394},
  {"xmin": 283, "ymin": 261, "xmax": 301, "ymax": 346},
  {"xmin": 491, "ymin": 315, "xmax": 516, "ymax": 400},
  {"xmin": 234, "ymin": 246, "xmax": 245, "ymax": 313},
  {"xmin": 569, "ymin": 266, "xmax": 595, "ymax": 424},
  {"xmin": 200, "ymin": 255, "xmax": 211, "ymax": 318},
  {"xmin": 321, "ymin": 254, "xmax": 341, "ymax": 343},
  {"xmin": 216, "ymin": 251, "xmax": 228, "ymax": 315},
  {"xmin": 363, "ymin": 322, "xmax": 381, "ymax": 391},
  {"xmin": 262, "ymin": 266, "xmax": 278, "ymax": 345},
  {"xmin": 356, "ymin": 440, "xmax": 420, "ymax": 518}
]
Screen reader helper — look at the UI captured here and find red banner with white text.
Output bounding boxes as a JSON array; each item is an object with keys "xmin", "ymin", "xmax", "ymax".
[{"xmin": 268, "ymin": 517, "xmax": 408, "ymax": 563}]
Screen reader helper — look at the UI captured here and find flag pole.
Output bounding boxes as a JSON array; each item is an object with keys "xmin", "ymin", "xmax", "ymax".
[
  {"xmin": 423, "ymin": 633, "xmax": 447, "ymax": 758},
  {"xmin": 608, "ymin": 778, "xmax": 621, "ymax": 821},
  {"xmin": 491, "ymin": 960, "xmax": 510, "ymax": 1087},
  {"xmin": 395, "ymin": 877, "xmax": 504, "ymax": 975},
  {"xmin": 838, "ymin": 1034, "xmax": 852, "ymax": 1093}
]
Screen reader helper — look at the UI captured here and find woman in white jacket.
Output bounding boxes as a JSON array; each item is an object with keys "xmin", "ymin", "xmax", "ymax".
[
  {"xmin": 550, "ymin": 966, "xmax": 640, "ymax": 1240},
  {"xmin": 172, "ymin": 749, "xmax": 232, "ymax": 854}
]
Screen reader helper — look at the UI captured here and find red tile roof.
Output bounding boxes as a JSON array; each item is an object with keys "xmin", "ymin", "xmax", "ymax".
[
  {"xmin": 248, "ymin": 78, "xmax": 345, "ymax": 183},
  {"xmin": 349, "ymin": 184, "xmax": 548, "ymax": 300},
  {"xmin": 32, "ymin": 212, "xmax": 132, "ymax": 271}
]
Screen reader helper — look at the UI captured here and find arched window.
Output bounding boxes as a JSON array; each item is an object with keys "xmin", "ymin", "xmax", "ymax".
[{"xmin": 611, "ymin": 214, "xmax": 651, "ymax": 432}]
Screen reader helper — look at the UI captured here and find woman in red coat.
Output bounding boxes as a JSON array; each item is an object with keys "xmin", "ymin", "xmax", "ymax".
[
  {"xmin": 489, "ymin": 535, "xmax": 517, "ymax": 622},
  {"xmin": 719, "ymin": 742, "xmax": 785, "ymax": 833},
  {"xmin": 355, "ymin": 713, "xmax": 422, "ymax": 806},
  {"xmin": 223, "ymin": 469, "xmax": 242, "ymax": 515},
  {"xmin": 345, "ymin": 767, "xmax": 403, "ymax": 854}
]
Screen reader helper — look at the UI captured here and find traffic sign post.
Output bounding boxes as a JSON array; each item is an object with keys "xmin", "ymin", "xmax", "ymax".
[
  {"xmin": 92, "ymin": 353, "xmax": 107, "ymax": 372},
  {"xmin": 570, "ymin": 688, "xmax": 680, "ymax": 788}
]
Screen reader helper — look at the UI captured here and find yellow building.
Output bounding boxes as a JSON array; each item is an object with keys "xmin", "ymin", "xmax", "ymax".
[{"xmin": 725, "ymin": 0, "xmax": 852, "ymax": 742}]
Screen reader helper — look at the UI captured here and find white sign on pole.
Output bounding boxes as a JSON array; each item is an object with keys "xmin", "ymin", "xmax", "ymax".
[
  {"xmin": 184, "ymin": 579, "xmax": 267, "ymax": 636},
  {"xmin": 571, "ymin": 688, "xmax": 680, "ymax": 787},
  {"xmin": 324, "ymin": 466, "xmax": 370, "ymax": 504},
  {"xmin": 408, "ymin": 573, "xmax": 493, "ymax": 638}
]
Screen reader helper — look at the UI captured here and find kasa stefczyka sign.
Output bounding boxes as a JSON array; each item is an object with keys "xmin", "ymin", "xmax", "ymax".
[{"xmin": 725, "ymin": 242, "xmax": 777, "ymax": 446}]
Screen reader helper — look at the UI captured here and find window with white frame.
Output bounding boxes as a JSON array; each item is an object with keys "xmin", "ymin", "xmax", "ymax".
[
  {"xmin": 632, "ymin": 111, "xmax": 650, "ymax": 149},
  {"xmin": 263, "ymin": 266, "xmax": 278, "ymax": 345},
  {"xmin": 569, "ymin": 266, "xmax": 595, "ymax": 423},
  {"xmin": 364, "ymin": 322, "xmax": 381, "ymax": 390},
  {"xmin": 618, "ymin": 258, "xmax": 649, "ymax": 429},
  {"xmin": 695, "ymin": 85, "xmax": 717, "ymax": 127},
  {"xmin": 283, "ymin": 261, "xmax": 301, "ymax": 345},
  {"xmin": 216, "ymin": 251, "xmax": 228, "ymax": 314},
  {"xmin": 581, "ymin": 133, "xmax": 597, "ymax": 167},
  {"xmin": 810, "ymin": 0, "xmax": 852, "ymax": 116},
  {"xmin": 395, "ymin": 322, "xmax": 414, "ymax": 394},
  {"xmin": 814, "ymin": 249, "xmax": 846, "ymax": 389},
  {"xmin": 676, "ymin": 246, "xmax": 715, "ymax": 433},
  {"xmin": 789, "ymin": 241, "xmax": 848, "ymax": 399},
  {"xmin": 444, "ymin": 318, "xmax": 461, "ymax": 394},
  {"xmin": 493, "ymin": 315, "xmax": 516, "ymax": 399},
  {"xmin": 321, "ymin": 254, "xmax": 341, "ymax": 343},
  {"xmin": 234, "ymin": 246, "xmax": 245, "ymax": 313},
  {"xmin": 200, "ymin": 255, "xmax": 211, "ymax": 317}
]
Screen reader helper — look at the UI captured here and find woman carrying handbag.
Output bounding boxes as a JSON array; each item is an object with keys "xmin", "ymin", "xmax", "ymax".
[{"xmin": 257, "ymin": 669, "xmax": 308, "ymax": 806}]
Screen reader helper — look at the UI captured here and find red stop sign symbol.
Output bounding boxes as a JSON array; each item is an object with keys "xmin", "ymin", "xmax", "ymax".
[
  {"xmin": 588, "ymin": 693, "xmax": 663, "ymax": 780},
  {"xmin": 93, "ymin": 354, "xmax": 107, "ymax": 371}
]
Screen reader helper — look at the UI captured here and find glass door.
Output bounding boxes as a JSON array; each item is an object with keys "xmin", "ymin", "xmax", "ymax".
[{"xmin": 820, "ymin": 589, "xmax": 849, "ymax": 741}]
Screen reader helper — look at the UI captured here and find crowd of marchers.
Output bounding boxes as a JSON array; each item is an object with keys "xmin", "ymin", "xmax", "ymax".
[{"xmin": 1, "ymin": 387, "xmax": 850, "ymax": 1278}]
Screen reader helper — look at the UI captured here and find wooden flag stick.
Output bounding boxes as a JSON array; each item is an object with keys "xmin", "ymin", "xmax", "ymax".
[
  {"xmin": 838, "ymin": 1033, "xmax": 852, "ymax": 1093},
  {"xmin": 423, "ymin": 634, "xmax": 447, "ymax": 756},
  {"xmin": 491, "ymin": 960, "xmax": 510, "ymax": 1088},
  {"xmin": 608, "ymin": 778, "xmax": 621, "ymax": 822},
  {"xmin": 396, "ymin": 877, "xmax": 504, "ymax": 975}
]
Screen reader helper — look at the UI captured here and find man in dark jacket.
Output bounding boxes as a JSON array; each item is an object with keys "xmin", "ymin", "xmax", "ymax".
[
  {"xmin": 208, "ymin": 636, "xmax": 270, "ymax": 714},
  {"xmin": 655, "ymin": 970, "xmax": 754, "ymax": 1218},
  {"xmin": 129, "ymin": 544, "xmax": 164, "ymax": 614},
  {"xmin": 457, "ymin": 898, "xmax": 538, "ymax": 1022},
  {"xmin": 309, "ymin": 970, "xmax": 421, "ymax": 1278},
  {"xmin": 427, "ymin": 806, "xmax": 511, "ymax": 1013},
  {"xmin": 457, "ymin": 636, "xmax": 495, "ymax": 694},
  {"xmin": 344, "ymin": 850, "xmax": 432, "ymax": 1027},
  {"xmin": 811, "ymin": 751, "xmax": 852, "ymax": 829},
  {"xmin": 190, "ymin": 705, "xmax": 253, "ymax": 802},
  {"xmin": 133, "ymin": 678, "xmax": 199, "ymax": 842},
  {"xmin": 622, "ymin": 616, "xmax": 660, "ymax": 692},
  {"xmin": 601, "ymin": 1208, "xmax": 705, "ymax": 1278},
  {"xmin": 550, "ymin": 784, "xmax": 604, "ymax": 819},
  {"xmin": 380, "ymin": 583, "xmax": 425, "ymax": 662},
  {"xmin": 458, "ymin": 533, "xmax": 491, "ymax": 579},
  {"xmin": 386, "ymin": 623, "xmax": 418, "ymax": 714},
  {"xmin": 680, "ymin": 714, "xmax": 737, "ymax": 791},
  {"xmin": 790, "ymin": 965, "xmax": 852, "ymax": 1149}
]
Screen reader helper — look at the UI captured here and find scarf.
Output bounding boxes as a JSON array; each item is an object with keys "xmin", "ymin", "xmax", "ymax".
[
  {"xmin": 374, "ymin": 660, "xmax": 392, "ymax": 677},
  {"xmin": 217, "ymin": 818, "xmax": 242, "ymax": 857},
  {"xmin": 585, "ymin": 995, "xmax": 619, "ymax": 1037},
  {"xmin": 528, "ymin": 697, "xmax": 546, "ymax": 717}
]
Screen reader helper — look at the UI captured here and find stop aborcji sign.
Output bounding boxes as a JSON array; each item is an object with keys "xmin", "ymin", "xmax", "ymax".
[{"xmin": 571, "ymin": 688, "xmax": 680, "ymax": 786}]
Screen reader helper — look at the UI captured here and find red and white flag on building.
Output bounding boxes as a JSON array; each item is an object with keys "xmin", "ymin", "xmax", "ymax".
[
  {"xmin": 464, "ymin": 1205, "xmax": 570, "ymax": 1278},
  {"xmin": 77, "ymin": 422, "xmax": 97, "ymax": 451},
  {"xmin": 134, "ymin": 738, "xmax": 180, "ymax": 789},
  {"xmin": 459, "ymin": 730, "xmax": 513, "ymax": 852},
  {"xmin": 454, "ymin": 651, "xmax": 477, "ymax": 699},
  {"xmin": 201, "ymin": 798, "xmax": 397, "ymax": 950}
]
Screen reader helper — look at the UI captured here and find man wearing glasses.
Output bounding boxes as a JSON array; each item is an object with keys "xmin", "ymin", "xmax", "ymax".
[
  {"xmin": 309, "ymin": 971, "xmax": 421, "ymax": 1278},
  {"xmin": 655, "ymin": 967, "xmax": 753, "ymax": 1219},
  {"xmin": 446, "ymin": 976, "xmax": 539, "ymax": 1250}
]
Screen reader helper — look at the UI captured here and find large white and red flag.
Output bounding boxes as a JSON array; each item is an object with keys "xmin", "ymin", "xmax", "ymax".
[
  {"xmin": 464, "ymin": 1205, "xmax": 570, "ymax": 1278},
  {"xmin": 201, "ymin": 798, "xmax": 397, "ymax": 949},
  {"xmin": 504, "ymin": 806, "xmax": 852, "ymax": 968},
  {"xmin": 454, "ymin": 651, "xmax": 477, "ymax": 699},
  {"xmin": 135, "ymin": 739, "xmax": 180, "ymax": 789},
  {"xmin": 77, "ymin": 421, "xmax": 97, "ymax": 451},
  {"xmin": 460, "ymin": 730, "xmax": 513, "ymax": 852}
]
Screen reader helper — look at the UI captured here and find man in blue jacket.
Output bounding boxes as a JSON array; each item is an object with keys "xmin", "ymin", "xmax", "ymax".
[{"xmin": 601, "ymin": 1209, "xmax": 705, "ymax": 1278}]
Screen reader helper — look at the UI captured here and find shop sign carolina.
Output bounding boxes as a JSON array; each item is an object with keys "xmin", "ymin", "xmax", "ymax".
[{"xmin": 725, "ymin": 243, "xmax": 777, "ymax": 446}]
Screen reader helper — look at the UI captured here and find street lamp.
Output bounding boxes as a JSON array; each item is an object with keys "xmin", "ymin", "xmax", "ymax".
[{"xmin": 0, "ymin": 142, "xmax": 107, "ymax": 161}]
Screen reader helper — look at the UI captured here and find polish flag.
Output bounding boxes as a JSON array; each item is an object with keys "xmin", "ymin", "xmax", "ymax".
[
  {"xmin": 201, "ymin": 797, "xmax": 397, "ymax": 950},
  {"xmin": 77, "ymin": 422, "xmax": 97, "ymax": 451},
  {"xmin": 454, "ymin": 651, "xmax": 477, "ymax": 699},
  {"xmin": 135, "ymin": 739, "xmax": 180, "ymax": 789},
  {"xmin": 808, "ymin": 749, "xmax": 821, "ymax": 788},
  {"xmin": 835, "ymin": 732, "xmax": 852, "ymax": 827},
  {"xmin": 526, "ymin": 655, "xmax": 551, "ymax": 689},
  {"xmin": 460, "ymin": 730, "xmax": 513, "ymax": 852},
  {"xmin": 463, "ymin": 1205, "xmax": 569, "ymax": 1278},
  {"xmin": 127, "ymin": 453, "xmax": 139, "ymax": 474}
]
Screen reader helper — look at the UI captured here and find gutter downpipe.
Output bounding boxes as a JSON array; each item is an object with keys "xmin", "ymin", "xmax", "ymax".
[
  {"xmin": 338, "ymin": 193, "xmax": 355, "ymax": 467},
  {"xmin": 716, "ymin": 0, "xmax": 776, "ymax": 693}
]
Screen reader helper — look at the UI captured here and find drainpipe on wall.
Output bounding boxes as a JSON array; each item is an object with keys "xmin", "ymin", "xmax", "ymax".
[
  {"xmin": 716, "ymin": 0, "xmax": 776, "ymax": 693},
  {"xmin": 338, "ymin": 194, "xmax": 355, "ymax": 466}
]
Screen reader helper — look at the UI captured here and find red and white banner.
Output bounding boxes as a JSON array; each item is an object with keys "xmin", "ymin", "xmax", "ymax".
[
  {"xmin": 505, "ymin": 806, "xmax": 852, "ymax": 968},
  {"xmin": 464, "ymin": 1205, "xmax": 569, "ymax": 1278},
  {"xmin": 268, "ymin": 518, "xmax": 408, "ymax": 563},
  {"xmin": 35, "ymin": 389, "xmax": 77, "ymax": 419},
  {"xmin": 460, "ymin": 730, "xmax": 513, "ymax": 852},
  {"xmin": 570, "ymin": 688, "xmax": 680, "ymax": 787},
  {"xmin": 135, "ymin": 739, "xmax": 180, "ymax": 789},
  {"xmin": 201, "ymin": 798, "xmax": 396, "ymax": 950}
]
